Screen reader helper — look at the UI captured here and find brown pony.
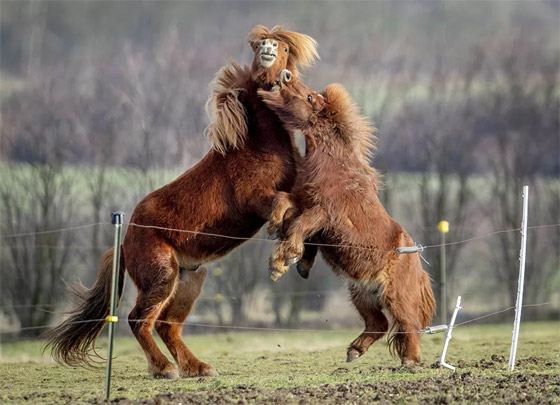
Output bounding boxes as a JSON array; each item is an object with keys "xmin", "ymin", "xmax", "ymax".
[
  {"xmin": 259, "ymin": 79, "xmax": 435, "ymax": 365},
  {"xmin": 44, "ymin": 26, "xmax": 319, "ymax": 379}
]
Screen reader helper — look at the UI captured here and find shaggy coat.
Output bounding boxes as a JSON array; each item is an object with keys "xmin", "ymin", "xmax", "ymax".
[
  {"xmin": 260, "ymin": 80, "xmax": 436, "ymax": 364},
  {"xmin": 44, "ymin": 26, "xmax": 319, "ymax": 379}
]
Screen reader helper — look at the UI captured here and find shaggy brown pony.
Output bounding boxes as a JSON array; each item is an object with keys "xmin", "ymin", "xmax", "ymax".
[
  {"xmin": 44, "ymin": 26, "xmax": 319, "ymax": 379},
  {"xmin": 259, "ymin": 79, "xmax": 435, "ymax": 365}
]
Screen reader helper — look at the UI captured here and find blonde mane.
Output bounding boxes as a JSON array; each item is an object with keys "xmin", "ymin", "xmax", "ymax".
[
  {"xmin": 323, "ymin": 83, "xmax": 377, "ymax": 163},
  {"xmin": 206, "ymin": 26, "xmax": 319, "ymax": 155},
  {"xmin": 246, "ymin": 25, "xmax": 319, "ymax": 76},
  {"xmin": 205, "ymin": 61, "xmax": 251, "ymax": 155}
]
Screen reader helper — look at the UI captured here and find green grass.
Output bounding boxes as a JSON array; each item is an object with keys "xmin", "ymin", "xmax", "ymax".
[{"xmin": 1, "ymin": 322, "xmax": 558, "ymax": 403}]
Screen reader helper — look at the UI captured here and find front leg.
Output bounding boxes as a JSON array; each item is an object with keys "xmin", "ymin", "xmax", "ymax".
[
  {"xmin": 283, "ymin": 206, "xmax": 327, "ymax": 266},
  {"xmin": 269, "ymin": 232, "xmax": 319, "ymax": 281},
  {"xmin": 268, "ymin": 242, "xmax": 290, "ymax": 282},
  {"xmin": 267, "ymin": 191, "xmax": 296, "ymax": 238},
  {"xmin": 296, "ymin": 237, "xmax": 319, "ymax": 279}
]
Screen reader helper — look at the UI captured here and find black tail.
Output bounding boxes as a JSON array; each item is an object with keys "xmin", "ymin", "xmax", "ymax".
[{"xmin": 43, "ymin": 248, "xmax": 126, "ymax": 367}]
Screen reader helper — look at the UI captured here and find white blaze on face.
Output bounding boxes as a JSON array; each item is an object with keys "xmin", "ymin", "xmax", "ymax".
[{"xmin": 258, "ymin": 38, "xmax": 278, "ymax": 68}]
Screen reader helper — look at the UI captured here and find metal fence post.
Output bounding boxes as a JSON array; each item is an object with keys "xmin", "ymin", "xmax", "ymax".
[
  {"xmin": 437, "ymin": 220, "xmax": 450, "ymax": 324},
  {"xmin": 508, "ymin": 186, "xmax": 529, "ymax": 371},
  {"xmin": 105, "ymin": 211, "xmax": 124, "ymax": 400},
  {"xmin": 440, "ymin": 295, "xmax": 462, "ymax": 371}
]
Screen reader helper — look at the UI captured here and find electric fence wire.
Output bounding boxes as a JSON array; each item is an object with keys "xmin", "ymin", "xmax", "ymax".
[
  {"xmin": 1, "ymin": 221, "xmax": 558, "ymax": 254},
  {"xmin": 0, "ymin": 302, "xmax": 553, "ymax": 336}
]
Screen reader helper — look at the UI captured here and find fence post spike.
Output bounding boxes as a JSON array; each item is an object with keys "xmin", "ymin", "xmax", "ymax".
[
  {"xmin": 105, "ymin": 211, "xmax": 125, "ymax": 400},
  {"xmin": 508, "ymin": 186, "xmax": 529, "ymax": 372},
  {"xmin": 440, "ymin": 295, "xmax": 462, "ymax": 371}
]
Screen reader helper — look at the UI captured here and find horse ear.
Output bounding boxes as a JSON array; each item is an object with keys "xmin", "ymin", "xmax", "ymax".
[
  {"xmin": 248, "ymin": 40, "xmax": 258, "ymax": 51},
  {"xmin": 323, "ymin": 84, "xmax": 352, "ymax": 115}
]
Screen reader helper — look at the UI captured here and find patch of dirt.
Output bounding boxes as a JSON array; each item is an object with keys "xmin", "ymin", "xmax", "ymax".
[
  {"xmin": 329, "ymin": 367, "xmax": 349, "ymax": 376},
  {"xmin": 97, "ymin": 372, "xmax": 559, "ymax": 405},
  {"xmin": 454, "ymin": 355, "xmax": 558, "ymax": 370},
  {"xmin": 11, "ymin": 357, "xmax": 559, "ymax": 404}
]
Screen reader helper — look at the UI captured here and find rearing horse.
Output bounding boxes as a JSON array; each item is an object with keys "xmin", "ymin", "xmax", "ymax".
[{"xmin": 44, "ymin": 25, "xmax": 318, "ymax": 379}]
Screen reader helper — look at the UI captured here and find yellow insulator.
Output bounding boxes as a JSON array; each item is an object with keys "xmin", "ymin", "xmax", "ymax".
[
  {"xmin": 213, "ymin": 267, "xmax": 223, "ymax": 277},
  {"xmin": 437, "ymin": 221, "xmax": 450, "ymax": 234}
]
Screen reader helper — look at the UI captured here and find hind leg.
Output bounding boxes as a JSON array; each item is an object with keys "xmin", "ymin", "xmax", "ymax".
[
  {"xmin": 128, "ymin": 275, "xmax": 179, "ymax": 379},
  {"xmin": 383, "ymin": 286, "xmax": 422, "ymax": 364},
  {"xmin": 126, "ymin": 240, "xmax": 181, "ymax": 379},
  {"xmin": 346, "ymin": 283, "xmax": 389, "ymax": 362},
  {"xmin": 155, "ymin": 267, "xmax": 218, "ymax": 377}
]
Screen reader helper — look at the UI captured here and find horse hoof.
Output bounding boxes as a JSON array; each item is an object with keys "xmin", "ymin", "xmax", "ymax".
[
  {"xmin": 202, "ymin": 367, "xmax": 219, "ymax": 377},
  {"xmin": 284, "ymin": 256, "xmax": 299, "ymax": 266},
  {"xmin": 346, "ymin": 349, "xmax": 360, "ymax": 363},
  {"xmin": 268, "ymin": 233, "xmax": 279, "ymax": 240},
  {"xmin": 296, "ymin": 263, "xmax": 310, "ymax": 279},
  {"xmin": 154, "ymin": 367, "xmax": 180, "ymax": 380},
  {"xmin": 269, "ymin": 268, "xmax": 284, "ymax": 282}
]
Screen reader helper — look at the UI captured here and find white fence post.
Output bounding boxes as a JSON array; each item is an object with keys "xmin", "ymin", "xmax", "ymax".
[
  {"xmin": 440, "ymin": 295, "xmax": 462, "ymax": 371},
  {"xmin": 508, "ymin": 185, "xmax": 529, "ymax": 372}
]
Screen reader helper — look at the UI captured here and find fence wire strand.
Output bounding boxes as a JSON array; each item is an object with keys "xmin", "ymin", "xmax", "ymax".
[
  {"xmin": 1, "ymin": 222, "xmax": 557, "ymax": 336},
  {"xmin": 0, "ymin": 302, "xmax": 553, "ymax": 336},
  {"xmin": 1, "ymin": 222, "xmax": 558, "ymax": 255},
  {"xmin": 0, "ymin": 289, "xmax": 339, "ymax": 310},
  {"xmin": 0, "ymin": 222, "xmax": 110, "ymax": 239}
]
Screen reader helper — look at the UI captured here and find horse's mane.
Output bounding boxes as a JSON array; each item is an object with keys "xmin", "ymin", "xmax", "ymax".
[
  {"xmin": 206, "ymin": 26, "xmax": 318, "ymax": 155},
  {"xmin": 205, "ymin": 61, "xmax": 251, "ymax": 155},
  {"xmin": 323, "ymin": 83, "xmax": 377, "ymax": 163},
  {"xmin": 246, "ymin": 25, "xmax": 319, "ymax": 76}
]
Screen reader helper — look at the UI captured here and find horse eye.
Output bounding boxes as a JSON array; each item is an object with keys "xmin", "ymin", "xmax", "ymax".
[
  {"xmin": 284, "ymin": 47, "xmax": 288, "ymax": 52},
  {"xmin": 272, "ymin": 41, "xmax": 278, "ymax": 47},
  {"xmin": 262, "ymin": 40, "xmax": 266, "ymax": 45},
  {"xmin": 307, "ymin": 95, "xmax": 313, "ymax": 103}
]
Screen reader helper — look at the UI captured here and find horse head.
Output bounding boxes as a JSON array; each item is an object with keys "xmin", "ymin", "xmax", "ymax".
[
  {"xmin": 258, "ymin": 76, "xmax": 326, "ymax": 132},
  {"xmin": 260, "ymin": 82, "xmax": 377, "ymax": 161},
  {"xmin": 247, "ymin": 25, "xmax": 319, "ymax": 86}
]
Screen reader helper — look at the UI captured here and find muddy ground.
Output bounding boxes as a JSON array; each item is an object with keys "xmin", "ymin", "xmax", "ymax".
[
  {"xmin": 91, "ymin": 357, "xmax": 559, "ymax": 405},
  {"xmin": 4, "ymin": 327, "xmax": 559, "ymax": 404}
]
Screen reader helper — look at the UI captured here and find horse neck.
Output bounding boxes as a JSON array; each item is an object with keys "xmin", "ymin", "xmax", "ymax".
[
  {"xmin": 305, "ymin": 146, "xmax": 379, "ymax": 199},
  {"xmin": 244, "ymin": 78, "xmax": 297, "ymax": 154},
  {"xmin": 251, "ymin": 63, "xmax": 285, "ymax": 89}
]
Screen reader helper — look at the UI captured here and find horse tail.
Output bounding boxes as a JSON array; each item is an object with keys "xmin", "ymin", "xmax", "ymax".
[
  {"xmin": 419, "ymin": 270, "xmax": 436, "ymax": 329},
  {"xmin": 43, "ymin": 247, "xmax": 126, "ymax": 367},
  {"xmin": 386, "ymin": 269, "xmax": 436, "ymax": 358}
]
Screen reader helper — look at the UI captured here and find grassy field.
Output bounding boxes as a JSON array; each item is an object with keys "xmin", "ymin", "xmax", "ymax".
[{"xmin": 1, "ymin": 321, "xmax": 558, "ymax": 403}]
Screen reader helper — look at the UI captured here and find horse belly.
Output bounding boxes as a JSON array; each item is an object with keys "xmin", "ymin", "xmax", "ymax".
[
  {"xmin": 174, "ymin": 213, "xmax": 266, "ymax": 261},
  {"xmin": 320, "ymin": 242, "xmax": 386, "ymax": 281},
  {"xmin": 347, "ymin": 278, "xmax": 394, "ymax": 326}
]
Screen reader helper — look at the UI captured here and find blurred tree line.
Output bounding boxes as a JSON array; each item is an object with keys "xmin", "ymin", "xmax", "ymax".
[{"xmin": 0, "ymin": 1, "xmax": 558, "ymax": 335}]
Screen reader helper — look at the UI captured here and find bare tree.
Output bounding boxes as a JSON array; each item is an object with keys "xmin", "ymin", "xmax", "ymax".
[
  {"xmin": 477, "ymin": 40, "xmax": 559, "ymax": 307},
  {"xmin": 206, "ymin": 240, "xmax": 269, "ymax": 326},
  {"xmin": 380, "ymin": 51, "xmax": 485, "ymax": 321}
]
